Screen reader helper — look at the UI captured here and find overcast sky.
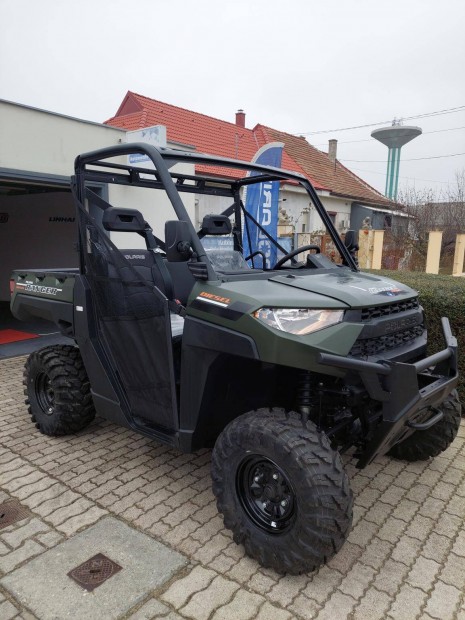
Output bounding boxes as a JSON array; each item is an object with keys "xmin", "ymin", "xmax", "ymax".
[{"xmin": 1, "ymin": 0, "xmax": 464, "ymax": 197}]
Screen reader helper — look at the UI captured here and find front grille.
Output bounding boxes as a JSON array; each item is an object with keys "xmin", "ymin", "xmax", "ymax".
[
  {"xmin": 350, "ymin": 325, "xmax": 425, "ymax": 357},
  {"xmin": 361, "ymin": 298, "xmax": 420, "ymax": 321}
]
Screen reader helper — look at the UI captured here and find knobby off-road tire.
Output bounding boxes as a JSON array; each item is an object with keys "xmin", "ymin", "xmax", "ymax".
[
  {"xmin": 23, "ymin": 345, "xmax": 95, "ymax": 436},
  {"xmin": 211, "ymin": 408, "xmax": 353, "ymax": 575},
  {"xmin": 388, "ymin": 390, "xmax": 461, "ymax": 461}
]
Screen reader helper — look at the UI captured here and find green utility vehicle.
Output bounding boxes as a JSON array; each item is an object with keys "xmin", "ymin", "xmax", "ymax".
[{"xmin": 10, "ymin": 144, "xmax": 460, "ymax": 574}]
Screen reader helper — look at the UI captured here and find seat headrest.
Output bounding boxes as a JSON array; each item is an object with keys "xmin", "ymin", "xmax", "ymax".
[
  {"xmin": 201, "ymin": 214, "xmax": 232, "ymax": 235},
  {"xmin": 102, "ymin": 207, "xmax": 146, "ymax": 233}
]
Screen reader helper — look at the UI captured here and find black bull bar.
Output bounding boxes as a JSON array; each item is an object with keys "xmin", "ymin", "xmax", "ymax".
[{"xmin": 318, "ymin": 317, "xmax": 458, "ymax": 468}]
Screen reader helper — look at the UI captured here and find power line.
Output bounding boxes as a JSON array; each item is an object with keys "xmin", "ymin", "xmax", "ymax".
[
  {"xmin": 299, "ymin": 120, "xmax": 391, "ymax": 136},
  {"xmin": 311, "ymin": 125, "xmax": 465, "ymax": 147},
  {"xmin": 407, "ymin": 106, "xmax": 465, "ymax": 120},
  {"xmin": 340, "ymin": 151, "xmax": 465, "ymax": 163},
  {"xmin": 414, "ymin": 125, "xmax": 465, "ymax": 135},
  {"xmin": 295, "ymin": 105, "xmax": 465, "ymax": 136},
  {"xmin": 347, "ymin": 166, "xmax": 453, "ymax": 185}
]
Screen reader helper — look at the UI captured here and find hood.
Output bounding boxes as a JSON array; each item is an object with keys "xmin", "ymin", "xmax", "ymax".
[{"xmin": 269, "ymin": 270, "xmax": 417, "ymax": 307}]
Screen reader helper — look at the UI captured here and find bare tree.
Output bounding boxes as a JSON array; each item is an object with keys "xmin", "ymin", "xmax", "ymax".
[{"xmin": 383, "ymin": 169, "xmax": 465, "ymax": 271}]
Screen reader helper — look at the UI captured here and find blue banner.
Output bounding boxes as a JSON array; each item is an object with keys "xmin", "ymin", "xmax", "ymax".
[{"xmin": 242, "ymin": 142, "xmax": 284, "ymax": 268}]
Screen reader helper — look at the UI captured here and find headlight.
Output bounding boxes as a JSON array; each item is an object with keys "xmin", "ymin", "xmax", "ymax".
[{"xmin": 253, "ymin": 308, "xmax": 344, "ymax": 335}]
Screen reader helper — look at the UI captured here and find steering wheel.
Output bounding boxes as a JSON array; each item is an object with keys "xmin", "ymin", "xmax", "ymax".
[{"xmin": 273, "ymin": 244, "xmax": 321, "ymax": 269}]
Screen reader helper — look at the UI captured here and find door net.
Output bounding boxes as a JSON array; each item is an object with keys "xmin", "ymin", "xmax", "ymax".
[{"xmin": 76, "ymin": 201, "xmax": 177, "ymax": 430}]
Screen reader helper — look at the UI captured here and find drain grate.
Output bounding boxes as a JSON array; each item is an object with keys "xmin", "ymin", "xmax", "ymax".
[
  {"xmin": 67, "ymin": 553, "xmax": 122, "ymax": 592},
  {"xmin": 0, "ymin": 500, "xmax": 31, "ymax": 530}
]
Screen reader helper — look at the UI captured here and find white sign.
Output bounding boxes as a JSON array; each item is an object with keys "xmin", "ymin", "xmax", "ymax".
[{"xmin": 126, "ymin": 125, "xmax": 167, "ymax": 164}]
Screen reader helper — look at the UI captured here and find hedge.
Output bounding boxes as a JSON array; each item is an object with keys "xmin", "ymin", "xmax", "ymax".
[{"xmin": 371, "ymin": 270, "xmax": 465, "ymax": 404}]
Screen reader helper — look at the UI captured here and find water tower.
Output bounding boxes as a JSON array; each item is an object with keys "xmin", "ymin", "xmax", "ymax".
[{"xmin": 371, "ymin": 120, "xmax": 422, "ymax": 200}]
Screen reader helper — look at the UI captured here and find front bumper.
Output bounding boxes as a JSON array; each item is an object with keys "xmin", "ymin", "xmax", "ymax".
[{"xmin": 318, "ymin": 317, "xmax": 458, "ymax": 468}]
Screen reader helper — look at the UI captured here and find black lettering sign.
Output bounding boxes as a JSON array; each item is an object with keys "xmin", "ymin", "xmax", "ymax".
[{"xmin": 49, "ymin": 216, "xmax": 75, "ymax": 223}]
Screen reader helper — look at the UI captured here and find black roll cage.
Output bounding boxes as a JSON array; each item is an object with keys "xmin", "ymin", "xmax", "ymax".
[{"xmin": 73, "ymin": 143, "xmax": 358, "ymax": 275}]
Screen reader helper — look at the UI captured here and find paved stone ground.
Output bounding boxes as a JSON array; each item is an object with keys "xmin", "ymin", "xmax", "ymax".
[{"xmin": 0, "ymin": 355, "xmax": 464, "ymax": 620}]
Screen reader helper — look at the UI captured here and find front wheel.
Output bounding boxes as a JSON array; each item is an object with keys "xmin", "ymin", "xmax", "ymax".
[
  {"xmin": 211, "ymin": 408, "xmax": 353, "ymax": 574},
  {"xmin": 388, "ymin": 390, "xmax": 461, "ymax": 461}
]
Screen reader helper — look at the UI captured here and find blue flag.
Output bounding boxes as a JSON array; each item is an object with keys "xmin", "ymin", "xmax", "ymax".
[{"xmin": 242, "ymin": 142, "xmax": 284, "ymax": 268}]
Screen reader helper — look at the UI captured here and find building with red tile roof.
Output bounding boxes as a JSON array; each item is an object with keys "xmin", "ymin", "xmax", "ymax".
[{"xmin": 105, "ymin": 92, "xmax": 397, "ymax": 233}]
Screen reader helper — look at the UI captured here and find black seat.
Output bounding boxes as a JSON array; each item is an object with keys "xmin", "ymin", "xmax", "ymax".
[
  {"xmin": 119, "ymin": 250, "xmax": 161, "ymax": 288},
  {"xmin": 122, "ymin": 250, "xmax": 195, "ymax": 305},
  {"xmin": 97, "ymin": 206, "xmax": 195, "ymax": 317},
  {"xmin": 101, "ymin": 207, "xmax": 178, "ymax": 301},
  {"xmin": 87, "ymin": 203, "xmax": 188, "ymax": 343}
]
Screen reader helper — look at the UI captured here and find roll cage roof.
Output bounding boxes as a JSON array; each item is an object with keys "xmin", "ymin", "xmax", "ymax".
[{"xmin": 73, "ymin": 143, "xmax": 358, "ymax": 273}]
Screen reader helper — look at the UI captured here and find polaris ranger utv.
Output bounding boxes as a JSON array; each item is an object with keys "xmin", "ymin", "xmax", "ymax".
[{"xmin": 10, "ymin": 144, "xmax": 460, "ymax": 574}]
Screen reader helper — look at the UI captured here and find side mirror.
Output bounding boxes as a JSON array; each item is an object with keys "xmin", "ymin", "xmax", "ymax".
[
  {"xmin": 343, "ymin": 229, "xmax": 359, "ymax": 267},
  {"xmin": 165, "ymin": 221, "xmax": 193, "ymax": 262},
  {"xmin": 344, "ymin": 229, "xmax": 358, "ymax": 250},
  {"xmin": 201, "ymin": 214, "xmax": 232, "ymax": 235}
]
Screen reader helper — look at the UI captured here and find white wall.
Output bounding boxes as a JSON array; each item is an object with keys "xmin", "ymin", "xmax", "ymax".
[
  {"xmin": 0, "ymin": 101, "xmax": 125, "ymax": 176},
  {"xmin": 0, "ymin": 173, "xmax": 196, "ymax": 300},
  {"xmin": 196, "ymin": 195, "xmax": 233, "ymax": 229},
  {"xmin": 108, "ymin": 161, "xmax": 196, "ymax": 249},
  {"xmin": 280, "ymin": 185, "xmax": 352, "ymax": 233},
  {"xmin": 195, "ymin": 182, "xmax": 353, "ymax": 239},
  {"xmin": 0, "ymin": 101, "xmax": 196, "ymax": 294},
  {"xmin": 310, "ymin": 195, "xmax": 352, "ymax": 233},
  {"xmin": 0, "ymin": 192, "xmax": 78, "ymax": 300}
]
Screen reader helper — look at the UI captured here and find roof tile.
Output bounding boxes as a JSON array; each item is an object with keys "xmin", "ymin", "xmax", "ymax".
[{"xmin": 105, "ymin": 91, "xmax": 392, "ymax": 206}]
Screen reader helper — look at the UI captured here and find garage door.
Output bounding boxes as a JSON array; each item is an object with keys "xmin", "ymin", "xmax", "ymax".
[{"xmin": 0, "ymin": 172, "xmax": 78, "ymax": 302}]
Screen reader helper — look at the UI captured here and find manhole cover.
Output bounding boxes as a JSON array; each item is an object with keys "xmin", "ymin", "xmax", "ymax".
[
  {"xmin": 0, "ymin": 500, "xmax": 30, "ymax": 530},
  {"xmin": 67, "ymin": 553, "xmax": 122, "ymax": 592}
]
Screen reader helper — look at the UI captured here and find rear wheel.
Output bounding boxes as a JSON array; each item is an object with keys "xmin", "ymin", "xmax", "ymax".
[
  {"xmin": 388, "ymin": 390, "xmax": 461, "ymax": 461},
  {"xmin": 23, "ymin": 345, "xmax": 95, "ymax": 436},
  {"xmin": 211, "ymin": 408, "xmax": 353, "ymax": 574}
]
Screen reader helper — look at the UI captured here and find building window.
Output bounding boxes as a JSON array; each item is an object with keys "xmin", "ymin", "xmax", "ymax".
[{"xmin": 328, "ymin": 212, "xmax": 337, "ymax": 225}]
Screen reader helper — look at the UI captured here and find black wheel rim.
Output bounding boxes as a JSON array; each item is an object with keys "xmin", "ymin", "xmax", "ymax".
[
  {"xmin": 35, "ymin": 372, "xmax": 55, "ymax": 415},
  {"xmin": 236, "ymin": 455, "xmax": 296, "ymax": 534}
]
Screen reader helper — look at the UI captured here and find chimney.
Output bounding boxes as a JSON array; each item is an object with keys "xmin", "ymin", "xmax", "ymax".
[
  {"xmin": 328, "ymin": 139, "xmax": 338, "ymax": 163},
  {"xmin": 235, "ymin": 109, "xmax": 245, "ymax": 128}
]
